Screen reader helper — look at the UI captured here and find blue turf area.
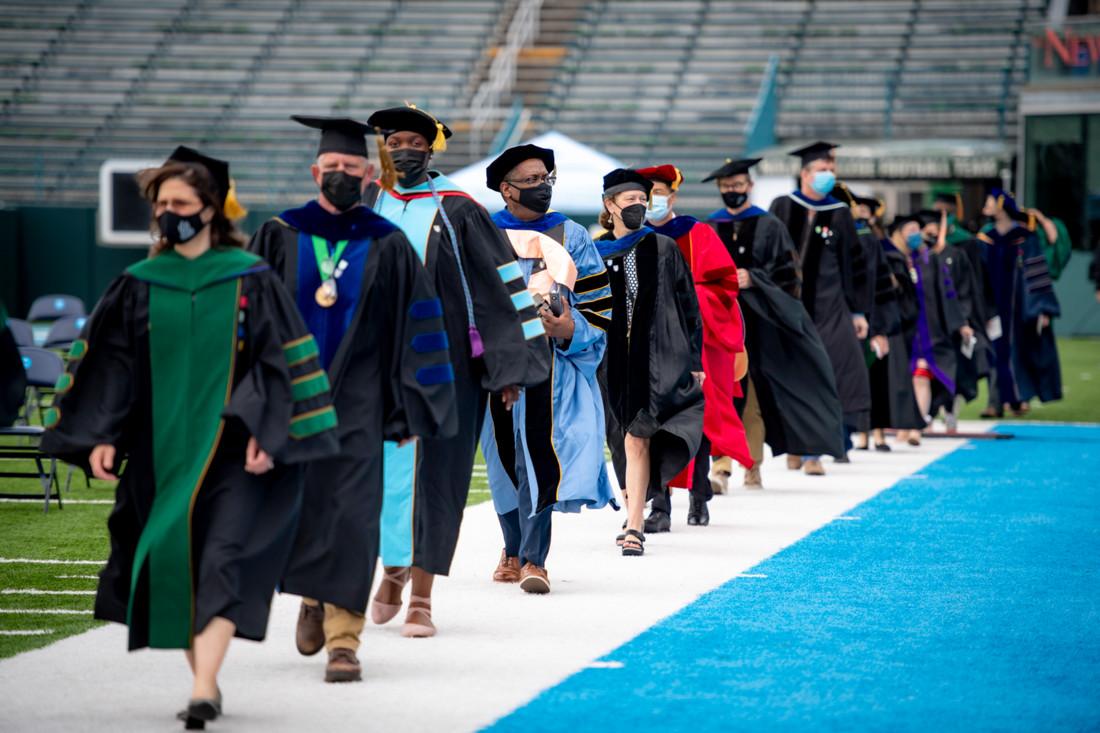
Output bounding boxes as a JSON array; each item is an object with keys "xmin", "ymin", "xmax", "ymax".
[{"xmin": 485, "ymin": 425, "xmax": 1100, "ymax": 732}]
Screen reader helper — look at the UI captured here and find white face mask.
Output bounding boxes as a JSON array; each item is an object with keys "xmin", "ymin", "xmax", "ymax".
[{"xmin": 647, "ymin": 194, "xmax": 671, "ymax": 222}]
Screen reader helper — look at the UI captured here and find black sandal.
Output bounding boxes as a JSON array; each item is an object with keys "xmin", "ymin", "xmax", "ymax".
[{"xmin": 621, "ymin": 529, "xmax": 645, "ymax": 556}]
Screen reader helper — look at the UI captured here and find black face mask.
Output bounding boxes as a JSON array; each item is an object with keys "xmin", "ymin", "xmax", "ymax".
[
  {"xmin": 722, "ymin": 191, "xmax": 749, "ymax": 210},
  {"xmin": 390, "ymin": 148, "xmax": 431, "ymax": 188},
  {"xmin": 513, "ymin": 182, "xmax": 553, "ymax": 214},
  {"xmin": 619, "ymin": 203, "xmax": 647, "ymax": 230},
  {"xmin": 321, "ymin": 170, "xmax": 363, "ymax": 212},
  {"xmin": 158, "ymin": 210, "xmax": 206, "ymax": 245}
]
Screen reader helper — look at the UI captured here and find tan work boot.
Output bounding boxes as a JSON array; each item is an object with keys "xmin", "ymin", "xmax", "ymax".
[
  {"xmin": 708, "ymin": 455, "xmax": 733, "ymax": 495},
  {"xmin": 787, "ymin": 455, "xmax": 803, "ymax": 471},
  {"xmin": 324, "ymin": 647, "xmax": 362, "ymax": 683},
  {"xmin": 743, "ymin": 466, "xmax": 763, "ymax": 489},
  {"xmin": 492, "ymin": 551, "xmax": 521, "ymax": 583},
  {"xmin": 295, "ymin": 600, "xmax": 325, "ymax": 656},
  {"xmin": 803, "ymin": 458, "xmax": 826, "ymax": 476},
  {"xmin": 519, "ymin": 564, "xmax": 550, "ymax": 594}
]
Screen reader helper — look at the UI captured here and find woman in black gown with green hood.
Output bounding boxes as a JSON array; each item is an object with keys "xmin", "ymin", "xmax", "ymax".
[
  {"xmin": 41, "ymin": 147, "xmax": 339, "ymax": 727},
  {"xmin": 595, "ymin": 169, "xmax": 704, "ymax": 556}
]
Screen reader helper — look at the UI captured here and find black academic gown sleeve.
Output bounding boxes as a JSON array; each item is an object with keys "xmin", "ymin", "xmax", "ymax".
[
  {"xmin": 671, "ymin": 241, "xmax": 704, "ymax": 372},
  {"xmin": 1, "ymin": 324, "xmax": 27, "ymax": 427},
  {"xmin": 222, "ymin": 269, "xmax": 340, "ymax": 464},
  {"xmin": 448, "ymin": 198, "xmax": 550, "ymax": 391}
]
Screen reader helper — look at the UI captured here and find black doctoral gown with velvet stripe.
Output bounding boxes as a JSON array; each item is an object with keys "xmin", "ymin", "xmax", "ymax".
[
  {"xmin": 596, "ymin": 229, "xmax": 704, "ymax": 497},
  {"xmin": 41, "ymin": 250, "xmax": 339, "ymax": 650},
  {"xmin": 249, "ymin": 206, "xmax": 459, "ymax": 609},
  {"xmin": 708, "ymin": 211, "xmax": 845, "ymax": 458},
  {"xmin": 870, "ymin": 242, "xmax": 925, "ymax": 431},
  {"xmin": 770, "ymin": 193, "xmax": 872, "ymax": 429}
]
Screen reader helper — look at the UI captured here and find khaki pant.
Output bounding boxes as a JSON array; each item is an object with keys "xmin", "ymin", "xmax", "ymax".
[
  {"xmin": 303, "ymin": 598, "xmax": 366, "ymax": 652},
  {"xmin": 743, "ymin": 377, "xmax": 765, "ymax": 466}
]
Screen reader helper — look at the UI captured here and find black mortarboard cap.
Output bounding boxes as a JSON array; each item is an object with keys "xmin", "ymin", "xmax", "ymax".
[
  {"xmin": 916, "ymin": 209, "xmax": 943, "ymax": 227},
  {"xmin": 701, "ymin": 157, "xmax": 761, "ymax": 182},
  {"xmin": 789, "ymin": 141, "xmax": 838, "ymax": 166},
  {"xmin": 367, "ymin": 105, "xmax": 453, "ymax": 151},
  {"xmin": 602, "ymin": 168, "xmax": 653, "ymax": 197},
  {"xmin": 888, "ymin": 214, "xmax": 921, "ymax": 235},
  {"xmin": 486, "ymin": 144, "xmax": 555, "ymax": 191},
  {"xmin": 291, "ymin": 115, "xmax": 371, "ymax": 157},
  {"xmin": 167, "ymin": 145, "xmax": 230, "ymax": 204}
]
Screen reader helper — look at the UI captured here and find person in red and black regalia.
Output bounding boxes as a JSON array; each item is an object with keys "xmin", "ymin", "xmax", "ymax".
[
  {"xmin": 769, "ymin": 142, "xmax": 871, "ymax": 475},
  {"xmin": 638, "ymin": 163, "xmax": 751, "ymax": 529},
  {"xmin": 42, "ymin": 146, "xmax": 341, "ymax": 727}
]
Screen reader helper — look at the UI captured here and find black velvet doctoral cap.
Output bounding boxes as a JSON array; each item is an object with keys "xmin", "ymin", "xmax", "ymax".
[
  {"xmin": 486, "ymin": 144, "xmax": 555, "ymax": 191},
  {"xmin": 167, "ymin": 145, "xmax": 230, "ymax": 204},
  {"xmin": 602, "ymin": 168, "xmax": 653, "ymax": 197},
  {"xmin": 789, "ymin": 141, "xmax": 838, "ymax": 167},
  {"xmin": 701, "ymin": 157, "xmax": 761, "ymax": 182},
  {"xmin": 367, "ymin": 105, "xmax": 453, "ymax": 151}
]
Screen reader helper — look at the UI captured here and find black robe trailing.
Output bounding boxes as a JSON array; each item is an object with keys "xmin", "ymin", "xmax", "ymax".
[
  {"xmin": 0, "ymin": 309, "xmax": 25, "ymax": 427},
  {"xmin": 596, "ymin": 228, "xmax": 704, "ymax": 498},
  {"xmin": 367, "ymin": 175, "xmax": 550, "ymax": 576},
  {"xmin": 944, "ymin": 239, "xmax": 995, "ymax": 404},
  {"xmin": 869, "ymin": 242, "xmax": 925, "ymax": 431},
  {"xmin": 770, "ymin": 192, "xmax": 872, "ymax": 431},
  {"xmin": 41, "ymin": 248, "xmax": 340, "ymax": 650},
  {"xmin": 250, "ymin": 203, "xmax": 458, "ymax": 611},
  {"xmin": 708, "ymin": 208, "xmax": 845, "ymax": 458}
]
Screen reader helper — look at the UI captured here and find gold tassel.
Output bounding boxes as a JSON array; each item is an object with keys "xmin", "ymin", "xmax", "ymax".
[
  {"xmin": 223, "ymin": 179, "xmax": 247, "ymax": 221},
  {"xmin": 375, "ymin": 127, "xmax": 397, "ymax": 192},
  {"xmin": 672, "ymin": 167, "xmax": 683, "ymax": 191},
  {"xmin": 432, "ymin": 122, "xmax": 447, "ymax": 152},
  {"xmin": 955, "ymin": 192, "xmax": 964, "ymax": 220}
]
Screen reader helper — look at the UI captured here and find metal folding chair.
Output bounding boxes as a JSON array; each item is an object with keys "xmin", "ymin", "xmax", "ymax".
[
  {"xmin": 26, "ymin": 294, "xmax": 86, "ymax": 323},
  {"xmin": 7, "ymin": 318, "xmax": 34, "ymax": 348},
  {"xmin": 0, "ymin": 425, "xmax": 61, "ymax": 512},
  {"xmin": 43, "ymin": 315, "xmax": 88, "ymax": 350}
]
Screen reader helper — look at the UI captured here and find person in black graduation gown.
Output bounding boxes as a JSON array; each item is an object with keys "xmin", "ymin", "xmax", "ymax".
[
  {"xmin": 595, "ymin": 168, "xmax": 703, "ymax": 557},
  {"xmin": 769, "ymin": 142, "xmax": 872, "ymax": 475},
  {"xmin": 363, "ymin": 105, "xmax": 549, "ymax": 638},
  {"xmin": 703, "ymin": 157, "xmax": 844, "ymax": 487},
  {"xmin": 249, "ymin": 116, "xmax": 457, "ymax": 682},
  {"xmin": 0, "ymin": 304, "xmax": 26, "ymax": 427},
  {"xmin": 42, "ymin": 148, "xmax": 340, "ymax": 726}
]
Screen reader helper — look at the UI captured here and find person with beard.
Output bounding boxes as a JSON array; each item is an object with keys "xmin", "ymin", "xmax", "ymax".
[
  {"xmin": 638, "ymin": 163, "xmax": 751, "ymax": 528},
  {"xmin": 769, "ymin": 142, "xmax": 871, "ymax": 475},
  {"xmin": 977, "ymin": 189, "xmax": 1063, "ymax": 416},
  {"xmin": 364, "ymin": 105, "xmax": 550, "ymax": 637},
  {"xmin": 595, "ymin": 168, "xmax": 703, "ymax": 556},
  {"xmin": 249, "ymin": 116, "xmax": 458, "ymax": 683},
  {"xmin": 44, "ymin": 147, "xmax": 340, "ymax": 724},
  {"xmin": 704, "ymin": 157, "xmax": 844, "ymax": 487},
  {"xmin": 478, "ymin": 143, "xmax": 615, "ymax": 593}
]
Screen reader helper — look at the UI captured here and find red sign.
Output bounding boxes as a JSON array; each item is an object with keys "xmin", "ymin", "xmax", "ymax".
[{"xmin": 1033, "ymin": 28, "xmax": 1100, "ymax": 72}]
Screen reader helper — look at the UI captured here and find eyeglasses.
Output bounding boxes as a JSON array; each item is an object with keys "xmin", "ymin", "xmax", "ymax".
[{"xmin": 505, "ymin": 173, "xmax": 556, "ymax": 188}]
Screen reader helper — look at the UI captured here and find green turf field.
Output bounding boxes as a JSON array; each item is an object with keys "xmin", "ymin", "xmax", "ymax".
[{"xmin": 0, "ymin": 337, "xmax": 1093, "ymax": 660}]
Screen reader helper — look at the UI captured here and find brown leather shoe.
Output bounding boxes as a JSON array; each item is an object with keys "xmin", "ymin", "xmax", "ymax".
[
  {"xmin": 492, "ymin": 550, "xmax": 521, "ymax": 583},
  {"xmin": 324, "ymin": 647, "xmax": 362, "ymax": 683},
  {"xmin": 803, "ymin": 458, "xmax": 826, "ymax": 476},
  {"xmin": 519, "ymin": 564, "xmax": 550, "ymax": 594},
  {"xmin": 295, "ymin": 600, "xmax": 325, "ymax": 656}
]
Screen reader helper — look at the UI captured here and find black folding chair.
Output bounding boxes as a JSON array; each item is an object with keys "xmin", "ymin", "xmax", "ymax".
[
  {"xmin": 0, "ymin": 425, "xmax": 60, "ymax": 512},
  {"xmin": 26, "ymin": 294, "xmax": 86, "ymax": 323},
  {"xmin": 43, "ymin": 315, "xmax": 88, "ymax": 350},
  {"xmin": 7, "ymin": 318, "xmax": 34, "ymax": 348},
  {"xmin": 18, "ymin": 346, "xmax": 64, "ymax": 423}
]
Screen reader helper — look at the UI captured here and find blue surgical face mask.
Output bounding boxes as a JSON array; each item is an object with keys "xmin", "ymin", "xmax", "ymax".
[
  {"xmin": 906, "ymin": 232, "xmax": 923, "ymax": 251},
  {"xmin": 647, "ymin": 194, "xmax": 670, "ymax": 222},
  {"xmin": 810, "ymin": 170, "xmax": 836, "ymax": 196}
]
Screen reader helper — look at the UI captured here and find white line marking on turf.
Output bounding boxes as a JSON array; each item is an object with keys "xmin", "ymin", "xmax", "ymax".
[
  {"xmin": 0, "ymin": 499, "xmax": 113, "ymax": 505},
  {"xmin": 55, "ymin": 575, "xmax": 99, "ymax": 580},
  {"xmin": 1, "ymin": 589, "xmax": 96, "ymax": 595},
  {"xmin": 0, "ymin": 559, "xmax": 104, "ymax": 565},
  {"xmin": 0, "ymin": 630, "xmax": 55, "ymax": 636},
  {"xmin": 0, "ymin": 609, "xmax": 92, "ymax": 615},
  {"xmin": 586, "ymin": 661, "xmax": 624, "ymax": 669}
]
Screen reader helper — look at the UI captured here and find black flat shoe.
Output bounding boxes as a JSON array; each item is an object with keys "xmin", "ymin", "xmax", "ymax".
[
  {"xmin": 874, "ymin": 443, "xmax": 891, "ymax": 452},
  {"xmin": 686, "ymin": 509, "xmax": 700, "ymax": 526},
  {"xmin": 693, "ymin": 501, "xmax": 710, "ymax": 526},
  {"xmin": 834, "ymin": 454, "xmax": 851, "ymax": 464},
  {"xmin": 188, "ymin": 699, "xmax": 220, "ymax": 722},
  {"xmin": 644, "ymin": 510, "xmax": 671, "ymax": 534}
]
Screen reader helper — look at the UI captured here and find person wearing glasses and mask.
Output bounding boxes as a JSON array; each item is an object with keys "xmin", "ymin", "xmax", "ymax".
[
  {"xmin": 637, "ymin": 163, "xmax": 751, "ymax": 528},
  {"xmin": 249, "ymin": 116, "xmax": 458, "ymax": 684},
  {"xmin": 705, "ymin": 157, "xmax": 844, "ymax": 488},
  {"xmin": 478, "ymin": 143, "xmax": 615, "ymax": 593},
  {"xmin": 363, "ymin": 105, "xmax": 550, "ymax": 638},
  {"xmin": 44, "ymin": 146, "xmax": 340, "ymax": 724},
  {"xmin": 595, "ymin": 168, "xmax": 703, "ymax": 557},
  {"xmin": 769, "ymin": 142, "xmax": 871, "ymax": 476}
]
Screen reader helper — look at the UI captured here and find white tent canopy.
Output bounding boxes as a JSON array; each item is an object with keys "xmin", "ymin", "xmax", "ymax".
[{"xmin": 445, "ymin": 130, "xmax": 625, "ymax": 215}]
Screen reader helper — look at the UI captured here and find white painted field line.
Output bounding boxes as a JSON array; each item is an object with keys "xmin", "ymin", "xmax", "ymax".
[
  {"xmin": 55, "ymin": 575, "xmax": 98, "ymax": 580},
  {"xmin": 0, "ymin": 630, "xmax": 55, "ymax": 636},
  {"xmin": 0, "ymin": 499, "xmax": 112, "ymax": 505},
  {"xmin": 0, "ymin": 609, "xmax": 92, "ymax": 615},
  {"xmin": 0, "ymin": 559, "xmax": 104, "ymax": 566},
  {"xmin": 1, "ymin": 590, "xmax": 96, "ymax": 596}
]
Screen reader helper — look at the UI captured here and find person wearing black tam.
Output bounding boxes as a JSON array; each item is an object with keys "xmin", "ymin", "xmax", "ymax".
[
  {"xmin": 479, "ymin": 143, "xmax": 615, "ymax": 593},
  {"xmin": 42, "ymin": 147, "xmax": 341, "ymax": 725},
  {"xmin": 704, "ymin": 155, "xmax": 845, "ymax": 486},
  {"xmin": 363, "ymin": 104, "xmax": 550, "ymax": 638},
  {"xmin": 595, "ymin": 168, "xmax": 703, "ymax": 557},
  {"xmin": 769, "ymin": 141, "xmax": 871, "ymax": 475},
  {"xmin": 249, "ymin": 115, "xmax": 459, "ymax": 683}
]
